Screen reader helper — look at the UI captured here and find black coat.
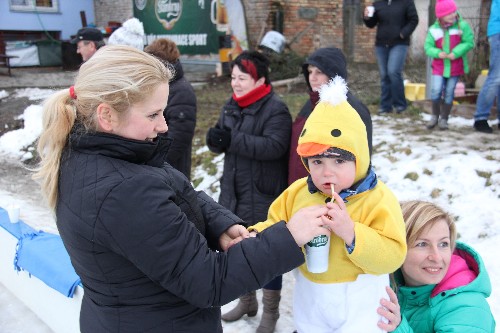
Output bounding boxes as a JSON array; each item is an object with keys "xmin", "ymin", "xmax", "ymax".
[
  {"xmin": 56, "ymin": 130, "xmax": 303, "ymax": 332},
  {"xmin": 164, "ymin": 60, "xmax": 197, "ymax": 180},
  {"xmin": 363, "ymin": 0, "xmax": 419, "ymax": 47},
  {"xmin": 207, "ymin": 91, "xmax": 292, "ymax": 226}
]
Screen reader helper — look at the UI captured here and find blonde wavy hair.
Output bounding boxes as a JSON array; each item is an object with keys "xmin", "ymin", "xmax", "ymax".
[
  {"xmin": 400, "ymin": 200, "xmax": 457, "ymax": 251},
  {"xmin": 33, "ymin": 45, "xmax": 172, "ymax": 211}
]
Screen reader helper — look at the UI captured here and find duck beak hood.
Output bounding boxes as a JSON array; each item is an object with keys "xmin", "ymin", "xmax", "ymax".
[{"xmin": 297, "ymin": 76, "xmax": 370, "ymax": 183}]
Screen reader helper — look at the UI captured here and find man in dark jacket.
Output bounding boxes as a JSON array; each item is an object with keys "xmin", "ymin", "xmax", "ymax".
[
  {"xmin": 363, "ymin": 0, "xmax": 419, "ymax": 114},
  {"xmin": 71, "ymin": 27, "xmax": 105, "ymax": 62},
  {"xmin": 288, "ymin": 47, "xmax": 373, "ymax": 185},
  {"xmin": 145, "ymin": 38, "xmax": 197, "ymax": 180}
]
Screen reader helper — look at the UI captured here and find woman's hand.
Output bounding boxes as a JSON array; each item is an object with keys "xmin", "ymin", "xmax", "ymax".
[
  {"xmin": 286, "ymin": 205, "xmax": 332, "ymax": 247},
  {"xmin": 323, "ymin": 192, "xmax": 355, "ymax": 245},
  {"xmin": 219, "ymin": 224, "xmax": 250, "ymax": 251},
  {"xmin": 377, "ymin": 286, "xmax": 402, "ymax": 332}
]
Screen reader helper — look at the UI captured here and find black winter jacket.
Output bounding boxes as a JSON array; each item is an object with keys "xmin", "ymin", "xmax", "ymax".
[
  {"xmin": 164, "ymin": 60, "xmax": 197, "ymax": 180},
  {"xmin": 207, "ymin": 91, "xmax": 291, "ymax": 226},
  {"xmin": 363, "ymin": 0, "xmax": 419, "ymax": 47},
  {"xmin": 56, "ymin": 130, "xmax": 303, "ymax": 332}
]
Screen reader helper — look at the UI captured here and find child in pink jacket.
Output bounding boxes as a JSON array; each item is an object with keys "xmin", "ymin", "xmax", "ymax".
[{"xmin": 424, "ymin": 0, "xmax": 474, "ymax": 130}]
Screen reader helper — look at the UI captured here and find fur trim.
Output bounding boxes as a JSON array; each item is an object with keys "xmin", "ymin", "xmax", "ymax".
[{"xmin": 318, "ymin": 76, "xmax": 348, "ymax": 107}]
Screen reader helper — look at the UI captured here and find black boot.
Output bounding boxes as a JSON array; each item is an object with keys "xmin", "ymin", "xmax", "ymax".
[
  {"xmin": 438, "ymin": 103, "xmax": 452, "ymax": 130},
  {"xmin": 474, "ymin": 120, "xmax": 493, "ymax": 133},
  {"xmin": 427, "ymin": 101, "xmax": 440, "ymax": 129}
]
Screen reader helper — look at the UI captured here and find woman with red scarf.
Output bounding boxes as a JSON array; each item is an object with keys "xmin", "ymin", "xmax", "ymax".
[{"xmin": 207, "ymin": 51, "xmax": 291, "ymax": 333}]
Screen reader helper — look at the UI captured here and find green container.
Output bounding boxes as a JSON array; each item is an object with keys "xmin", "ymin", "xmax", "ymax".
[{"xmin": 36, "ymin": 40, "xmax": 62, "ymax": 66}]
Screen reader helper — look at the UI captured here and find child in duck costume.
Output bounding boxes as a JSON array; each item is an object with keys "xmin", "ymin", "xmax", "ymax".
[{"xmin": 249, "ymin": 76, "xmax": 406, "ymax": 332}]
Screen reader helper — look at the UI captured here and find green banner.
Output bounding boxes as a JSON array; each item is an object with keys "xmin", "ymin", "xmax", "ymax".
[{"xmin": 134, "ymin": 0, "xmax": 240, "ymax": 55}]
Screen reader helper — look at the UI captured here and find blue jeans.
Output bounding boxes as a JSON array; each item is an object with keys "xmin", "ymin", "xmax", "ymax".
[
  {"xmin": 375, "ymin": 44, "xmax": 409, "ymax": 111},
  {"xmin": 431, "ymin": 75, "xmax": 459, "ymax": 104},
  {"xmin": 474, "ymin": 33, "xmax": 500, "ymax": 121}
]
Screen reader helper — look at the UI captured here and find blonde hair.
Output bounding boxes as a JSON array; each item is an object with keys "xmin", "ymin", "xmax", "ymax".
[
  {"xmin": 400, "ymin": 200, "xmax": 457, "ymax": 251},
  {"xmin": 33, "ymin": 45, "xmax": 172, "ymax": 211}
]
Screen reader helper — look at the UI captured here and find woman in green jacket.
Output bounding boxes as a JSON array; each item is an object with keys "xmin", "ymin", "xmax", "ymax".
[{"xmin": 378, "ymin": 200, "xmax": 495, "ymax": 333}]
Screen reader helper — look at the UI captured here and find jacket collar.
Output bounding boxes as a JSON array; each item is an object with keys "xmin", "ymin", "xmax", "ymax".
[
  {"xmin": 69, "ymin": 128, "xmax": 172, "ymax": 167},
  {"xmin": 171, "ymin": 60, "xmax": 184, "ymax": 82}
]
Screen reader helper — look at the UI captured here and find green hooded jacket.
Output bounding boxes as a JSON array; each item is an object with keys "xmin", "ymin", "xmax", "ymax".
[{"xmin": 393, "ymin": 242, "xmax": 495, "ymax": 332}]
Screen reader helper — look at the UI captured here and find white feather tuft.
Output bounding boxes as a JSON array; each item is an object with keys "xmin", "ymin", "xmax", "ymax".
[{"xmin": 318, "ymin": 76, "xmax": 348, "ymax": 106}]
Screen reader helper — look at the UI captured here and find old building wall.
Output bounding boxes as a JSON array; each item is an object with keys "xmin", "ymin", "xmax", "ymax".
[
  {"xmin": 93, "ymin": 0, "xmax": 485, "ymax": 65},
  {"xmin": 241, "ymin": 0, "xmax": 345, "ymax": 57},
  {"xmin": 94, "ymin": 0, "xmax": 376, "ymax": 62},
  {"xmin": 93, "ymin": 0, "xmax": 133, "ymax": 27}
]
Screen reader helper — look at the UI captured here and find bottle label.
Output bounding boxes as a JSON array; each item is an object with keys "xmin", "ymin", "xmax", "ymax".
[{"xmin": 307, "ymin": 235, "xmax": 328, "ymax": 248}]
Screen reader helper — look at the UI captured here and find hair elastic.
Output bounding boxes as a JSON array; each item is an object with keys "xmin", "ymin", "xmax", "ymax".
[{"xmin": 69, "ymin": 86, "xmax": 77, "ymax": 100}]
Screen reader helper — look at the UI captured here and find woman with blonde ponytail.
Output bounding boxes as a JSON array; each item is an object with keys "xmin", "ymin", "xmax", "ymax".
[{"xmin": 32, "ymin": 45, "xmax": 338, "ymax": 333}]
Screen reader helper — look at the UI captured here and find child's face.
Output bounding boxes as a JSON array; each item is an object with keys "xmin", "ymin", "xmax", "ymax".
[
  {"xmin": 308, "ymin": 156, "xmax": 356, "ymax": 195},
  {"xmin": 440, "ymin": 12, "xmax": 457, "ymax": 25}
]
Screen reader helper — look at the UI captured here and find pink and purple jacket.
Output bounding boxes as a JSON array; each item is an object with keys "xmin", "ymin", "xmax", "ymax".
[{"xmin": 424, "ymin": 15, "xmax": 474, "ymax": 78}]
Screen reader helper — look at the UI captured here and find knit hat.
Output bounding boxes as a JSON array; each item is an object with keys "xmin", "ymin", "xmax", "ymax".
[
  {"xmin": 107, "ymin": 18, "xmax": 145, "ymax": 51},
  {"xmin": 435, "ymin": 0, "xmax": 457, "ymax": 18},
  {"xmin": 302, "ymin": 47, "xmax": 348, "ymax": 91},
  {"xmin": 308, "ymin": 147, "xmax": 356, "ymax": 162},
  {"xmin": 297, "ymin": 76, "xmax": 369, "ymax": 183}
]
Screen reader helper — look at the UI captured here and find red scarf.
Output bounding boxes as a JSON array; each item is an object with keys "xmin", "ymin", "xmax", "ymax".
[
  {"xmin": 233, "ymin": 84, "xmax": 272, "ymax": 108},
  {"xmin": 309, "ymin": 90, "xmax": 320, "ymax": 106}
]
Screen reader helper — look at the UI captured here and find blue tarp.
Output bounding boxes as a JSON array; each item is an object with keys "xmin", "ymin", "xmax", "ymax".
[{"xmin": 0, "ymin": 207, "xmax": 81, "ymax": 297}]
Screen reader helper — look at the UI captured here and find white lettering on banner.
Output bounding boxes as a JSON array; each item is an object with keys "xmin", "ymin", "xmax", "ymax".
[
  {"xmin": 146, "ymin": 34, "xmax": 207, "ymax": 46},
  {"xmin": 157, "ymin": 0, "xmax": 181, "ymax": 15},
  {"xmin": 188, "ymin": 34, "xmax": 207, "ymax": 46}
]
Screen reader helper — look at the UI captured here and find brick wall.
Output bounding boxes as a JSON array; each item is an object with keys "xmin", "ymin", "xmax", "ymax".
[
  {"xmin": 93, "ymin": 0, "xmax": 377, "ymax": 63},
  {"xmin": 93, "ymin": 0, "xmax": 133, "ymax": 28},
  {"xmin": 241, "ymin": 1, "xmax": 339, "ymax": 55},
  {"xmin": 354, "ymin": 0, "xmax": 377, "ymax": 63},
  {"xmin": 241, "ymin": 0, "xmax": 376, "ymax": 63}
]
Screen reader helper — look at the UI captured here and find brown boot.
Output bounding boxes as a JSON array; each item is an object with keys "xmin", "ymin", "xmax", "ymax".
[
  {"xmin": 256, "ymin": 289, "xmax": 281, "ymax": 333},
  {"xmin": 221, "ymin": 291, "xmax": 258, "ymax": 322}
]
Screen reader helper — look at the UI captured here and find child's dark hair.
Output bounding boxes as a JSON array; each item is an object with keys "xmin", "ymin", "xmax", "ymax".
[{"xmin": 231, "ymin": 51, "xmax": 271, "ymax": 85}]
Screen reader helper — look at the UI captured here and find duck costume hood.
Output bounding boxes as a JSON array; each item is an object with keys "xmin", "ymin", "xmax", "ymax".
[{"xmin": 297, "ymin": 76, "xmax": 370, "ymax": 184}]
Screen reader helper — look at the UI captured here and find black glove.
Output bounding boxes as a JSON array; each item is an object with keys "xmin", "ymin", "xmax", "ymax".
[{"xmin": 207, "ymin": 126, "xmax": 231, "ymax": 149}]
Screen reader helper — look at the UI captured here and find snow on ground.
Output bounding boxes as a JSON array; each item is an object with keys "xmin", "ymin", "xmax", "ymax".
[{"xmin": 0, "ymin": 89, "xmax": 498, "ymax": 332}]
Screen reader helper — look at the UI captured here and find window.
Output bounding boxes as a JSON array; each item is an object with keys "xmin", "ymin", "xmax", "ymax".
[{"xmin": 9, "ymin": 0, "xmax": 59, "ymax": 13}]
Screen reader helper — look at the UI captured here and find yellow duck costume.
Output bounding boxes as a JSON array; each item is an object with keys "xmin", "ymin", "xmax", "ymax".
[{"xmin": 250, "ymin": 76, "xmax": 406, "ymax": 284}]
